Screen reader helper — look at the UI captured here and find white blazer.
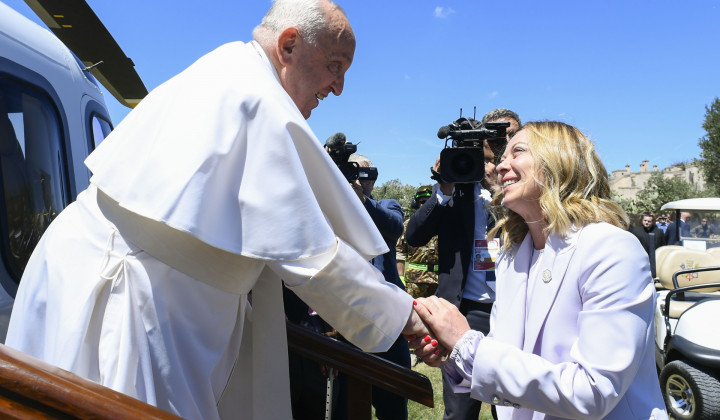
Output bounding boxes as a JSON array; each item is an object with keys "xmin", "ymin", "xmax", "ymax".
[{"xmin": 469, "ymin": 222, "xmax": 667, "ymax": 419}]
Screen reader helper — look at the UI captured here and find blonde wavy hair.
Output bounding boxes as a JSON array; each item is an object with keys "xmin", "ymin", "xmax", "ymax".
[{"xmin": 489, "ymin": 121, "xmax": 629, "ymax": 250}]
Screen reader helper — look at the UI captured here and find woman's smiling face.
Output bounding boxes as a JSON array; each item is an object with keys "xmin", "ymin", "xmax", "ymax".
[{"xmin": 496, "ymin": 129, "xmax": 544, "ymax": 222}]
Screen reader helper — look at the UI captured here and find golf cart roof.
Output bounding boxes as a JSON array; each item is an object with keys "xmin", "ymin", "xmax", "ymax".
[{"xmin": 661, "ymin": 198, "xmax": 720, "ymax": 211}]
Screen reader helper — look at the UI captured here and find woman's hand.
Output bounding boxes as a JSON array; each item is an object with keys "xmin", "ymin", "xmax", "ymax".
[
  {"xmin": 413, "ymin": 297, "xmax": 470, "ymax": 352},
  {"xmin": 407, "ymin": 333, "xmax": 448, "ymax": 367}
]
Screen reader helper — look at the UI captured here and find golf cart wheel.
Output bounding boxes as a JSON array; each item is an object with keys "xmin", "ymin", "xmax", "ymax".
[{"xmin": 660, "ymin": 360, "xmax": 720, "ymax": 419}]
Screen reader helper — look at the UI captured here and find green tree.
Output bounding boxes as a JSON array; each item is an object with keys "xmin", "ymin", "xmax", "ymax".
[
  {"xmin": 617, "ymin": 172, "xmax": 704, "ymax": 220},
  {"xmin": 698, "ymin": 97, "xmax": 720, "ymax": 196},
  {"xmin": 613, "ymin": 194, "xmax": 644, "ymax": 217},
  {"xmin": 372, "ymin": 179, "xmax": 421, "ymax": 217}
]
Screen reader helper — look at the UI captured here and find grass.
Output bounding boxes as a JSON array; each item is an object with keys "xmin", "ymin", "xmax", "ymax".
[
  {"xmin": 406, "ymin": 361, "xmax": 446, "ymax": 419},
  {"xmin": 405, "ymin": 358, "xmax": 494, "ymax": 420}
]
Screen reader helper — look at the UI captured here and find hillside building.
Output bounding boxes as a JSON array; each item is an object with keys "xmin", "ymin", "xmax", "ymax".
[{"xmin": 609, "ymin": 160, "xmax": 705, "ymax": 200}]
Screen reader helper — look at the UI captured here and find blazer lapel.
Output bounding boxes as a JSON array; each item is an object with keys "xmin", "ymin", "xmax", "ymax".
[
  {"xmin": 492, "ymin": 234, "xmax": 534, "ymax": 348},
  {"xmin": 522, "ymin": 228, "xmax": 580, "ymax": 352}
]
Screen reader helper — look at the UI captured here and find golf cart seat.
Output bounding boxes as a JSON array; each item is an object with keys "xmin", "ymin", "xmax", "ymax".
[
  {"xmin": 655, "ymin": 245, "xmax": 684, "ymax": 283},
  {"xmin": 707, "ymin": 247, "xmax": 720, "ymax": 257},
  {"xmin": 656, "ymin": 247, "xmax": 720, "ymax": 318}
]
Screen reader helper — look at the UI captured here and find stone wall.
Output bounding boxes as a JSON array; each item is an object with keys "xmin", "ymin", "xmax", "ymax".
[{"xmin": 609, "ymin": 160, "xmax": 705, "ymax": 200}]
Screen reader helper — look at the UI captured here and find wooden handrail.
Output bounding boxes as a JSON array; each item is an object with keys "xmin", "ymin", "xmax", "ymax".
[
  {"xmin": 0, "ymin": 324, "xmax": 434, "ymax": 420},
  {"xmin": 286, "ymin": 321, "xmax": 434, "ymax": 419},
  {"xmin": 0, "ymin": 344, "xmax": 182, "ymax": 420}
]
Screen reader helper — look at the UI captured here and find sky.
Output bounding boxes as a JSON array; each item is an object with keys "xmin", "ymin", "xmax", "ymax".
[{"xmin": 5, "ymin": 0, "xmax": 720, "ymax": 188}]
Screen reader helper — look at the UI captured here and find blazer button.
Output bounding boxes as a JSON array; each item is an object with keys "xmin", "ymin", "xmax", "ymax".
[
  {"xmin": 503, "ymin": 400, "xmax": 513, "ymax": 406},
  {"xmin": 491, "ymin": 396, "xmax": 501, "ymax": 405}
]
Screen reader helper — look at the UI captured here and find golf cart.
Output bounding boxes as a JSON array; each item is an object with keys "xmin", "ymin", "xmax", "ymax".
[{"xmin": 654, "ymin": 198, "xmax": 720, "ymax": 419}]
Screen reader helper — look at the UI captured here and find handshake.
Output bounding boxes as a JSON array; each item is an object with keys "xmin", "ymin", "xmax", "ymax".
[{"xmin": 402, "ymin": 296, "xmax": 472, "ymax": 367}]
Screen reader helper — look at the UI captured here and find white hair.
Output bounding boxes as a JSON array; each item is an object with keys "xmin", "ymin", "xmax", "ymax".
[
  {"xmin": 252, "ymin": 0, "xmax": 344, "ymax": 47},
  {"xmin": 348, "ymin": 153, "xmax": 372, "ymax": 166}
]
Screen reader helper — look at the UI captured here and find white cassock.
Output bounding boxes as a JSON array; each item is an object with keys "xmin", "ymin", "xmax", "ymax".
[{"xmin": 6, "ymin": 41, "xmax": 413, "ymax": 420}]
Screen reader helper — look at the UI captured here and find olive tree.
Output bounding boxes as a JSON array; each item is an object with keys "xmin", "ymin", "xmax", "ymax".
[
  {"xmin": 373, "ymin": 179, "xmax": 422, "ymax": 217},
  {"xmin": 698, "ymin": 98, "xmax": 720, "ymax": 196}
]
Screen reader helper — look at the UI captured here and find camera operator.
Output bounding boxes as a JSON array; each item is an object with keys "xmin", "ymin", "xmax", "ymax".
[
  {"xmin": 332, "ymin": 152, "xmax": 410, "ymax": 419},
  {"xmin": 481, "ymin": 108, "xmax": 521, "ymax": 194},
  {"xmin": 347, "ymin": 153, "xmax": 405, "ymax": 293},
  {"xmin": 406, "ymin": 109, "xmax": 520, "ymax": 420}
]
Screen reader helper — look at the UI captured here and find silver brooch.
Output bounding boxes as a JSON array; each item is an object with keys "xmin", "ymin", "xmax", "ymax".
[{"xmin": 542, "ymin": 269, "xmax": 552, "ymax": 283}]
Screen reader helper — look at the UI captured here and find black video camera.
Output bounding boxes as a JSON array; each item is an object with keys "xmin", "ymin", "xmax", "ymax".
[
  {"xmin": 435, "ymin": 117, "xmax": 509, "ymax": 183},
  {"xmin": 325, "ymin": 132, "xmax": 359, "ymax": 181},
  {"xmin": 358, "ymin": 166, "xmax": 378, "ymax": 182}
]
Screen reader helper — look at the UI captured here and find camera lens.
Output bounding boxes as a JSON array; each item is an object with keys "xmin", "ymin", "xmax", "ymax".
[
  {"xmin": 440, "ymin": 147, "xmax": 485, "ymax": 183},
  {"xmin": 450, "ymin": 153, "xmax": 476, "ymax": 176}
]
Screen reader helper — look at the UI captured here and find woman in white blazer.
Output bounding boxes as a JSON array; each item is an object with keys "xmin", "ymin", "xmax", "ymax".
[{"xmin": 412, "ymin": 121, "xmax": 667, "ymax": 419}]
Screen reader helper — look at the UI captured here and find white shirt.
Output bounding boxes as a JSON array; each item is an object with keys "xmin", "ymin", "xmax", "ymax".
[{"xmin": 435, "ymin": 183, "xmax": 495, "ymax": 302}]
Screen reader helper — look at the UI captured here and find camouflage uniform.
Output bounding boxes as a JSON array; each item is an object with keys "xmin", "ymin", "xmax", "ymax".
[{"xmin": 396, "ymin": 218, "xmax": 439, "ymax": 298}]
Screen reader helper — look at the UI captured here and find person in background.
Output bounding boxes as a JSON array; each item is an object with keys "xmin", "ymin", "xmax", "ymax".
[
  {"xmin": 631, "ymin": 211, "xmax": 666, "ymax": 278},
  {"xmin": 665, "ymin": 211, "xmax": 691, "ymax": 245},
  {"xmin": 348, "ymin": 153, "xmax": 406, "ymax": 292},
  {"xmin": 655, "ymin": 214, "xmax": 669, "ymax": 234},
  {"xmin": 411, "ymin": 121, "xmax": 667, "ymax": 420},
  {"xmin": 396, "ymin": 185, "xmax": 440, "ymax": 299},
  {"xmin": 5, "ymin": 1, "xmax": 430, "ymax": 419},
  {"xmin": 333, "ymin": 151, "xmax": 410, "ymax": 420},
  {"xmin": 481, "ymin": 108, "xmax": 522, "ymax": 176},
  {"xmin": 691, "ymin": 217, "xmax": 718, "ymax": 238}
]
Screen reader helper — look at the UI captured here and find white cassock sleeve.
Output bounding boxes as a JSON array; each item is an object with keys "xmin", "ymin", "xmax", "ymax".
[
  {"xmin": 94, "ymin": 186, "xmax": 413, "ymax": 352},
  {"xmin": 272, "ymin": 238, "xmax": 413, "ymax": 352}
]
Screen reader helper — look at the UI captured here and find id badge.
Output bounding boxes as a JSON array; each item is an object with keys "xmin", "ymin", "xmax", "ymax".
[{"xmin": 473, "ymin": 239, "xmax": 499, "ymax": 271}]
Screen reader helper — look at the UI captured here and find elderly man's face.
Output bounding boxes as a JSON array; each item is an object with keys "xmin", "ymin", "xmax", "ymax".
[
  {"xmin": 359, "ymin": 179, "xmax": 375, "ymax": 196},
  {"xmin": 356, "ymin": 160, "xmax": 375, "ymax": 195},
  {"xmin": 281, "ymin": 9, "xmax": 355, "ymax": 119}
]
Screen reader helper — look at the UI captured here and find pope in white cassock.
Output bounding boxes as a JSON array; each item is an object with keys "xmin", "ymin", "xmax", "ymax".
[{"xmin": 5, "ymin": 1, "xmax": 429, "ymax": 419}]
